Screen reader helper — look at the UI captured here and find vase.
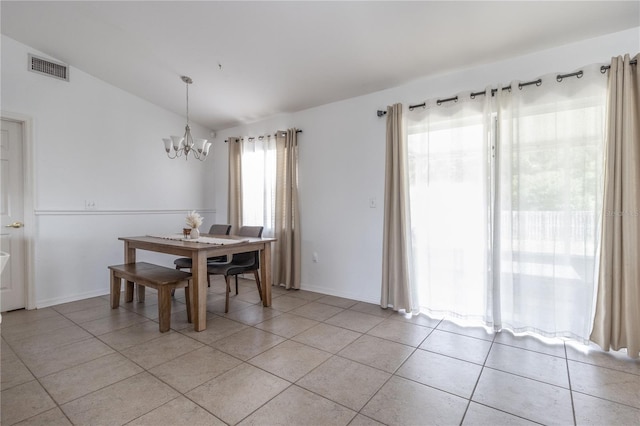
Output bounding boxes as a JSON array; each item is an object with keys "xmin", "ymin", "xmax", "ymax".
[{"xmin": 190, "ymin": 228, "xmax": 200, "ymax": 239}]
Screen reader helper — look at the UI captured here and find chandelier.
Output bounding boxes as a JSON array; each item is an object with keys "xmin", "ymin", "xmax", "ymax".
[{"xmin": 162, "ymin": 76, "xmax": 211, "ymax": 161}]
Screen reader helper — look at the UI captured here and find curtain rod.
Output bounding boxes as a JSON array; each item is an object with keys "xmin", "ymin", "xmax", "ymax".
[
  {"xmin": 377, "ymin": 60, "xmax": 637, "ymax": 116},
  {"xmin": 224, "ymin": 129, "xmax": 302, "ymax": 143},
  {"xmin": 600, "ymin": 59, "xmax": 637, "ymax": 72}
]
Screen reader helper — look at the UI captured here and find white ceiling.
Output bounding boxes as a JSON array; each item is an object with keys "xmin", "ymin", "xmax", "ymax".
[{"xmin": 2, "ymin": 1, "xmax": 639, "ymax": 130}]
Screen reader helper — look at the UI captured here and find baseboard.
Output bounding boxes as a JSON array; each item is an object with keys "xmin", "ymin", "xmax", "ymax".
[
  {"xmin": 36, "ymin": 288, "xmax": 110, "ymax": 309},
  {"xmin": 297, "ymin": 282, "xmax": 379, "ymax": 305}
]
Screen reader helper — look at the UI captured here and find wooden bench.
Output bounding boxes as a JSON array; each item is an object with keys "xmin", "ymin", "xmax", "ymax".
[{"xmin": 109, "ymin": 262, "xmax": 192, "ymax": 332}]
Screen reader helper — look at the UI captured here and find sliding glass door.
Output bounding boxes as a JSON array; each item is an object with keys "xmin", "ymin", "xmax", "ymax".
[{"xmin": 406, "ymin": 66, "xmax": 606, "ymax": 340}]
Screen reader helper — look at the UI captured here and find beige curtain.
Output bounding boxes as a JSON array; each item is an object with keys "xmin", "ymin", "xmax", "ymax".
[
  {"xmin": 273, "ymin": 129, "xmax": 301, "ymax": 289},
  {"xmin": 227, "ymin": 137, "xmax": 243, "ymax": 233},
  {"xmin": 590, "ymin": 54, "xmax": 640, "ymax": 358},
  {"xmin": 381, "ymin": 104, "xmax": 414, "ymax": 311}
]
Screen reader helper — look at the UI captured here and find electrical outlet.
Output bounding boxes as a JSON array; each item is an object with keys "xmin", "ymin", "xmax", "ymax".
[
  {"xmin": 369, "ymin": 197, "xmax": 377, "ymax": 208},
  {"xmin": 84, "ymin": 200, "xmax": 98, "ymax": 210},
  {"xmin": 312, "ymin": 252, "xmax": 319, "ymax": 263}
]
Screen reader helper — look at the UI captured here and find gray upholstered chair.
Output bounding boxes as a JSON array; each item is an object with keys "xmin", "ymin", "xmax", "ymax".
[
  {"xmin": 207, "ymin": 225, "xmax": 264, "ymax": 313},
  {"xmin": 172, "ymin": 224, "xmax": 231, "ymax": 292}
]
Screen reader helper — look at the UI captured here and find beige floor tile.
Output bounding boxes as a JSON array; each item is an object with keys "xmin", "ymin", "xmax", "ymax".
[
  {"xmin": 325, "ymin": 310, "xmax": 385, "ymax": 333},
  {"xmin": 1, "ymin": 338, "xmax": 18, "ymax": 361},
  {"xmin": 292, "ymin": 323, "xmax": 362, "ymax": 353},
  {"xmin": 473, "ymin": 368, "xmax": 574, "ymax": 425},
  {"xmin": 436, "ymin": 320, "xmax": 495, "ymax": 341},
  {"xmin": 0, "ymin": 308, "xmax": 61, "ymax": 327},
  {"xmin": 568, "ymin": 360, "xmax": 640, "ymax": 408},
  {"xmin": 396, "ymin": 348, "xmax": 482, "ymax": 398},
  {"xmin": 572, "ymin": 391, "xmax": 640, "ymax": 425},
  {"xmin": 420, "ymin": 330, "xmax": 492, "ymax": 364},
  {"xmin": 223, "ymin": 304, "xmax": 283, "ymax": 326},
  {"xmin": 297, "ymin": 356, "xmax": 390, "ymax": 411},
  {"xmin": 249, "ymin": 340, "xmax": 332, "ymax": 382},
  {"xmin": 121, "ymin": 332, "xmax": 203, "ymax": 369},
  {"xmin": 284, "ymin": 289, "xmax": 325, "ymax": 302},
  {"xmin": 121, "ymin": 300, "xmax": 174, "ymax": 320},
  {"xmin": 63, "ymin": 304, "xmax": 126, "ymax": 324},
  {"xmin": 79, "ymin": 309, "xmax": 148, "ymax": 335},
  {"xmin": 1, "ymin": 315, "xmax": 75, "ymax": 343},
  {"xmin": 367, "ymin": 318, "xmax": 432, "ymax": 347},
  {"xmin": 149, "ymin": 346, "xmax": 241, "ymax": 393},
  {"xmin": 13, "ymin": 407, "xmax": 72, "ymax": 426},
  {"xmin": 315, "ymin": 295, "xmax": 358, "ymax": 309},
  {"xmin": 9, "ymin": 325, "xmax": 92, "ymax": 358},
  {"xmin": 269, "ymin": 295, "xmax": 310, "ymax": 312},
  {"xmin": 391, "ymin": 312, "xmax": 443, "ymax": 328},
  {"xmin": 494, "ymin": 330, "xmax": 566, "ymax": 358},
  {"xmin": 186, "ymin": 364, "xmax": 289, "ymax": 425},
  {"xmin": 238, "ymin": 385, "xmax": 356, "ymax": 426},
  {"xmin": 566, "ymin": 342, "xmax": 640, "ymax": 375},
  {"xmin": 206, "ymin": 295, "xmax": 256, "ymax": 314},
  {"xmin": 98, "ymin": 321, "xmax": 170, "ymax": 351},
  {"xmin": 128, "ymin": 396, "xmax": 226, "ymax": 425},
  {"xmin": 0, "ymin": 380, "xmax": 56, "ymax": 425},
  {"xmin": 338, "ymin": 334, "xmax": 414, "ymax": 373},
  {"xmin": 462, "ymin": 402, "xmax": 538, "ymax": 425},
  {"xmin": 61, "ymin": 372, "xmax": 179, "ymax": 425},
  {"xmin": 362, "ymin": 375, "xmax": 467, "ymax": 425},
  {"xmin": 168, "ymin": 309, "xmax": 193, "ymax": 331},
  {"xmin": 212, "ymin": 327, "xmax": 286, "ymax": 360},
  {"xmin": 19, "ymin": 337, "xmax": 114, "ymax": 378},
  {"xmin": 254, "ymin": 313, "xmax": 319, "ymax": 338},
  {"xmin": 40, "ymin": 352, "xmax": 144, "ymax": 404},
  {"xmin": 179, "ymin": 315, "xmax": 247, "ymax": 345},
  {"xmin": 486, "ymin": 343, "xmax": 569, "ymax": 388},
  {"xmin": 120, "ymin": 299, "xmax": 158, "ymax": 316},
  {"xmin": 348, "ymin": 414, "xmax": 386, "ymax": 426},
  {"xmin": 52, "ymin": 296, "xmax": 106, "ymax": 314},
  {"xmin": 1, "ymin": 355, "xmax": 35, "ymax": 390},
  {"xmin": 289, "ymin": 301, "xmax": 344, "ymax": 321},
  {"xmin": 348, "ymin": 302, "xmax": 393, "ymax": 318}
]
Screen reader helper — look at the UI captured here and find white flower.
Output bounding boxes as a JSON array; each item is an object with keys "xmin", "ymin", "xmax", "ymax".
[{"xmin": 185, "ymin": 210, "xmax": 203, "ymax": 228}]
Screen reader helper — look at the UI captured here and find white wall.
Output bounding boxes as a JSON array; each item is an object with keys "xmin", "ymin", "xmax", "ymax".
[
  {"xmin": 214, "ymin": 27, "xmax": 639, "ymax": 304},
  {"xmin": 1, "ymin": 35, "xmax": 216, "ymax": 307},
  {"xmin": 2, "ymin": 26, "xmax": 637, "ymax": 308}
]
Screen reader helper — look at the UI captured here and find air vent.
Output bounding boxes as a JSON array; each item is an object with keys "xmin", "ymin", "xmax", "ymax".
[{"xmin": 28, "ymin": 54, "xmax": 69, "ymax": 81}]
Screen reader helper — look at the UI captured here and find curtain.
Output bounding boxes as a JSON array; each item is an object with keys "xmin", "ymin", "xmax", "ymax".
[
  {"xmin": 497, "ymin": 64, "xmax": 607, "ymax": 340},
  {"xmin": 403, "ymin": 64, "xmax": 608, "ymax": 342},
  {"xmin": 591, "ymin": 54, "xmax": 640, "ymax": 358},
  {"xmin": 227, "ymin": 137, "xmax": 243, "ymax": 233},
  {"xmin": 381, "ymin": 103, "xmax": 414, "ymax": 312},
  {"xmin": 406, "ymin": 93, "xmax": 493, "ymax": 322},
  {"xmin": 273, "ymin": 129, "xmax": 301, "ymax": 289}
]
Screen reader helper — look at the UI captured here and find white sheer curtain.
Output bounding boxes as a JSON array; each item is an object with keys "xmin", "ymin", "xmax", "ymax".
[
  {"xmin": 407, "ymin": 92, "xmax": 494, "ymax": 323},
  {"xmin": 497, "ymin": 65, "xmax": 607, "ymax": 340},
  {"xmin": 241, "ymin": 136, "xmax": 277, "ymax": 238},
  {"xmin": 405, "ymin": 65, "xmax": 607, "ymax": 340}
]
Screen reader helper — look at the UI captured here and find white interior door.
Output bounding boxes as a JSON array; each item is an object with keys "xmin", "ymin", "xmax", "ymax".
[{"xmin": 1, "ymin": 119, "xmax": 26, "ymax": 312}]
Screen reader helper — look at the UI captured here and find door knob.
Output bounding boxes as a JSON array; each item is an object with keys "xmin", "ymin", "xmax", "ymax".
[{"xmin": 4, "ymin": 222, "xmax": 24, "ymax": 228}]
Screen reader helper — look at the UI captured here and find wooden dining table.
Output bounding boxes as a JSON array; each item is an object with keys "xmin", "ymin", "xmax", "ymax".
[{"xmin": 118, "ymin": 234, "xmax": 276, "ymax": 331}]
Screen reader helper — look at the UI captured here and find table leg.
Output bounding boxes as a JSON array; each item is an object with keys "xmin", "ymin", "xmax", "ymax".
[
  {"xmin": 192, "ymin": 251, "xmax": 208, "ymax": 331},
  {"xmin": 260, "ymin": 242, "xmax": 272, "ymax": 307},
  {"xmin": 124, "ymin": 242, "xmax": 137, "ymax": 302}
]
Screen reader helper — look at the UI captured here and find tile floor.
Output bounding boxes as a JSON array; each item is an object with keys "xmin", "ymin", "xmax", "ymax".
[{"xmin": 1, "ymin": 277, "xmax": 639, "ymax": 425}]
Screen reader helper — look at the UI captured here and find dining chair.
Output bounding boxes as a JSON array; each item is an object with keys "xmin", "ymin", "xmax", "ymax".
[
  {"xmin": 172, "ymin": 224, "xmax": 231, "ymax": 293},
  {"xmin": 207, "ymin": 225, "xmax": 264, "ymax": 313}
]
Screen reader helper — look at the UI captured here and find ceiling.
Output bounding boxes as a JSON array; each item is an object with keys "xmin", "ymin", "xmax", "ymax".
[{"xmin": 2, "ymin": 1, "xmax": 638, "ymax": 130}]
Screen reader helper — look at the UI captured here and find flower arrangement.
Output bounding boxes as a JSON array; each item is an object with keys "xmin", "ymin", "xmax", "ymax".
[{"xmin": 185, "ymin": 210, "xmax": 203, "ymax": 229}]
